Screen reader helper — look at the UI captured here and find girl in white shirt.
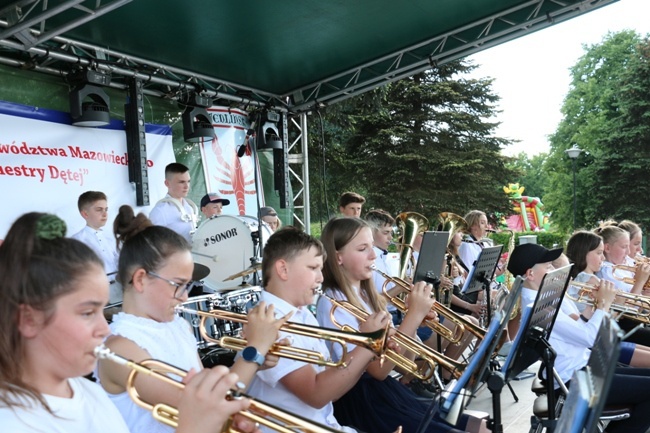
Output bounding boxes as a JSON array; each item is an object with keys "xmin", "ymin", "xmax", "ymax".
[
  {"xmin": 99, "ymin": 206, "xmax": 287, "ymax": 433},
  {"xmin": 0, "ymin": 212, "xmax": 245, "ymax": 433}
]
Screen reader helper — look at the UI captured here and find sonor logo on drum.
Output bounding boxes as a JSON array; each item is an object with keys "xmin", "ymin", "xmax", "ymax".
[{"xmin": 203, "ymin": 228, "xmax": 239, "ymax": 247}]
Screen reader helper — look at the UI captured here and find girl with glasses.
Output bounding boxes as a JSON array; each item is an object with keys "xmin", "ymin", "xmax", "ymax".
[
  {"xmin": 97, "ymin": 205, "xmax": 289, "ymax": 433},
  {"xmin": 0, "ymin": 212, "xmax": 249, "ymax": 433}
]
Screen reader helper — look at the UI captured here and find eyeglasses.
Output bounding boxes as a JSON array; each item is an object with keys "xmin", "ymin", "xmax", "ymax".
[{"xmin": 147, "ymin": 271, "xmax": 192, "ymax": 299}]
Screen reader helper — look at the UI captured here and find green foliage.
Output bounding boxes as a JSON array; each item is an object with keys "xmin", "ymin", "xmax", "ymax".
[
  {"xmin": 489, "ymin": 231, "xmax": 567, "ymax": 250},
  {"xmin": 309, "ymin": 60, "xmax": 517, "ymax": 222},
  {"xmin": 544, "ymin": 30, "xmax": 646, "ymax": 232},
  {"xmin": 505, "ymin": 152, "xmax": 550, "ymax": 200}
]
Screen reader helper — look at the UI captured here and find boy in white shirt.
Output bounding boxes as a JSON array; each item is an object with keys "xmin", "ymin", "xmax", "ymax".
[
  {"xmin": 149, "ymin": 163, "xmax": 198, "ymax": 242},
  {"xmin": 70, "ymin": 191, "xmax": 120, "ymax": 303},
  {"xmin": 247, "ymin": 226, "xmax": 388, "ymax": 432}
]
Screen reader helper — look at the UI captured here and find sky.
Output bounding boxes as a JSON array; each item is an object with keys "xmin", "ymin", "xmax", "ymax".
[{"xmin": 467, "ymin": 0, "xmax": 650, "ymax": 157}]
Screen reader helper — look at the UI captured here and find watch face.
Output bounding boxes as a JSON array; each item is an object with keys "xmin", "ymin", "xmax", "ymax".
[{"xmin": 242, "ymin": 346, "xmax": 257, "ymax": 360}]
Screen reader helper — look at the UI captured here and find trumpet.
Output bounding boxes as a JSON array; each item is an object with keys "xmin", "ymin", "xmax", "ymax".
[
  {"xmin": 567, "ymin": 280, "xmax": 650, "ymax": 324},
  {"xmin": 327, "ymin": 297, "xmax": 466, "ymax": 379},
  {"xmin": 605, "ymin": 264, "xmax": 650, "ymax": 290},
  {"xmin": 374, "ymin": 266, "xmax": 483, "ymax": 344},
  {"xmin": 94, "ymin": 345, "xmax": 343, "ymax": 433},
  {"xmin": 175, "ymin": 306, "xmax": 390, "ymax": 368}
]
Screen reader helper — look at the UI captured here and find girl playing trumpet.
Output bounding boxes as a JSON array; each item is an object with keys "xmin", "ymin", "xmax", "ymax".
[
  {"xmin": 0, "ymin": 213, "xmax": 249, "ymax": 433},
  {"xmin": 97, "ymin": 206, "xmax": 289, "ymax": 433},
  {"xmin": 316, "ymin": 217, "xmax": 467, "ymax": 433},
  {"xmin": 566, "ymin": 230, "xmax": 650, "ymax": 351}
]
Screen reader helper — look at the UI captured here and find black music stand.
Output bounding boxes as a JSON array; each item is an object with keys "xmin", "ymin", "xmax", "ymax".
[
  {"xmin": 552, "ymin": 318, "xmax": 622, "ymax": 433},
  {"xmin": 413, "ymin": 231, "xmax": 449, "ymax": 285},
  {"xmin": 461, "ymin": 245, "xmax": 503, "ymax": 323},
  {"xmin": 412, "ymin": 230, "xmax": 451, "ymax": 373},
  {"xmin": 582, "ymin": 318, "xmax": 623, "ymax": 433},
  {"xmin": 500, "ymin": 265, "xmax": 572, "ymax": 429},
  {"xmin": 414, "ymin": 277, "xmax": 522, "ymax": 433}
]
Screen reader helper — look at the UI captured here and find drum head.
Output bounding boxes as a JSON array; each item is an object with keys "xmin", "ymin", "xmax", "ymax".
[{"xmin": 192, "ymin": 215, "xmax": 268, "ymax": 291}]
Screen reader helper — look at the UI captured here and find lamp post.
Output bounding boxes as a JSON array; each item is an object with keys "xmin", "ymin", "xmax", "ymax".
[{"xmin": 565, "ymin": 145, "xmax": 583, "ymax": 231}]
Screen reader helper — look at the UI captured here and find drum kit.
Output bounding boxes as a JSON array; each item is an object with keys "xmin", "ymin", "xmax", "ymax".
[
  {"xmin": 191, "ymin": 215, "xmax": 270, "ymax": 291},
  {"xmin": 182, "ymin": 215, "xmax": 269, "ymax": 365},
  {"xmin": 104, "ymin": 215, "xmax": 268, "ymax": 367}
]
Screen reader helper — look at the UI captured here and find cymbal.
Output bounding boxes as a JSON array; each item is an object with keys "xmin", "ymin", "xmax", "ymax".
[
  {"xmin": 223, "ymin": 263, "xmax": 261, "ymax": 282},
  {"xmin": 192, "ymin": 263, "xmax": 211, "ymax": 281}
]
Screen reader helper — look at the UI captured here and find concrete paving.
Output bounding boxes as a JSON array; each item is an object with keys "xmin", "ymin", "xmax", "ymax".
[{"xmin": 465, "ymin": 361, "xmax": 541, "ymax": 433}]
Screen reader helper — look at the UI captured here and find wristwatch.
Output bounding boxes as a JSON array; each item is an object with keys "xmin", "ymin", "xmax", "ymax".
[{"xmin": 241, "ymin": 346, "xmax": 265, "ymax": 366}]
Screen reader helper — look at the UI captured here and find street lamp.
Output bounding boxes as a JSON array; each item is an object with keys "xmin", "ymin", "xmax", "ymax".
[{"xmin": 565, "ymin": 145, "xmax": 583, "ymax": 231}]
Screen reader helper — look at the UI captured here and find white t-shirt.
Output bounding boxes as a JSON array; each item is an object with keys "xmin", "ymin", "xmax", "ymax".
[
  {"xmin": 101, "ymin": 313, "xmax": 202, "ymax": 433},
  {"xmin": 597, "ymin": 260, "xmax": 634, "ymax": 293},
  {"xmin": 0, "ymin": 377, "xmax": 129, "ymax": 433},
  {"xmin": 247, "ymin": 291, "xmax": 354, "ymax": 433}
]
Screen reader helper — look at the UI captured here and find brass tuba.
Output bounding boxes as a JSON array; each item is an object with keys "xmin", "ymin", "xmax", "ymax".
[
  {"xmin": 94, "ymin": 346, "xmax": 344, "ymax": 433},
  {"xmin": 395, "ymin": 212, "xmax": 429, "ymax": 279},
  {"xmin": 438, "ymin": 212, "xmax": 469, "ymax": 307},
  {"xmin": 437, "ymin": 212, "xmax": 469, "ymax": 248}
]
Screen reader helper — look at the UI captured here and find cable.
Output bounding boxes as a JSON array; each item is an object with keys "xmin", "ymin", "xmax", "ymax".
[{"xmin": 316, "ymin": 109, "xmax": 330, "ymax": 231}]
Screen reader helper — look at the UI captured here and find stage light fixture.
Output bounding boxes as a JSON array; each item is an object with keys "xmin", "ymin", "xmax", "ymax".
[
  {"xmin": 68, "ymin": 69, "xmax": 112, "ymax": 127},
  {"xmin": 180, "ymin": 93, "xmax": 214, "ymax": 143},
  {"xmin": 256, "ymin": 111, "xmax": 283, "ymax": 150}
]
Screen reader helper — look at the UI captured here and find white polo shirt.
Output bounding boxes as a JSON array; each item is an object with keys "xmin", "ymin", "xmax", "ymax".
[
  {"xmin": 521, "ymin": 287, "xmax": 608, "ymax": 385},
  {"xmin": 247, "ymin": 291, "xmax": 355, "ymax": 433}
]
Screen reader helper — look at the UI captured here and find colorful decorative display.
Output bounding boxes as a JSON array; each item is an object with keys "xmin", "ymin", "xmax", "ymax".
[{"xmin": 502, "ymin": 183, "xmax": 550, "ymax": 231}]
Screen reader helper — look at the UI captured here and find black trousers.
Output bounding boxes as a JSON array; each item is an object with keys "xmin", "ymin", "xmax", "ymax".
[
  {"xmin": 603, "ymin": 367, "xmax": 650, "ymax": 433},
  {"xmin": 617, "ymin": 317, "xmax": 650, "ymax": 346}
]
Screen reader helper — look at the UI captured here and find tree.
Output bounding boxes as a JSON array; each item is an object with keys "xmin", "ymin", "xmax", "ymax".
[
  {"xmin": 506, "ymin": 152, "xmax": 550, "ymax": 200},
  {"xmin": 544, "ymin": 30, "xmax": 644, "ymax": 232},
  {"xmin": 311, "ymin": 60, "xmax": 517, "ymax": 221},
  {"xmin": 590, "ymin": 37, "xmax": 650, "ymax": 229}
]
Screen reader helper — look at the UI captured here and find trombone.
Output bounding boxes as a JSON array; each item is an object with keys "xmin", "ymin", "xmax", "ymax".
[
  {"xmin": 326, "ymin": 296, "xmax": 466, "ymax": 380},
  {"xmin": 567, "ymin": 280, "xmax": 650, "ymax": 324},
  {"xmin": 94, "ymin": 345, "xmax": 344, "ymax": 433},
  {"xmin": 373, "ymin": 266, "xmax": 486, "ymax": 344},
  {"xmin": 175, "ymin": 306, "xmax": 390, "ymax": 368}
]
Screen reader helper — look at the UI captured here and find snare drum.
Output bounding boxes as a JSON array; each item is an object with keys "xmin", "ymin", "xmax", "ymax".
[
  {"xmin": 217, "ymin": 286, "xmax": 263, "ymax": 313},
  {"xmin": 177, "ymin": 294, "xmax": 223, "ymax": 349},
  {"xmin": 192, "ymin": 215, "xmax": 271, "ymax": 292}
]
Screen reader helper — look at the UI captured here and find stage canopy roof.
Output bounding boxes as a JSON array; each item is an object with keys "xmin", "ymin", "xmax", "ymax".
[{"xmin": 0, "ymin": 0, "xmax": 618, "ymax": 113}]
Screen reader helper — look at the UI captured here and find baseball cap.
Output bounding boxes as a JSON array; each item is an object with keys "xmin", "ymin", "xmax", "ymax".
[
  {"xmin": 507, "ymin": 243, "xmax": 563, "ymax": 277},
  {"xmin": 260, "ymin": 206, "xmax": 277, "ymax": 218},
  {"xmin": 200, "ymin": 193, "xmax": 230, "ymax": 208}
]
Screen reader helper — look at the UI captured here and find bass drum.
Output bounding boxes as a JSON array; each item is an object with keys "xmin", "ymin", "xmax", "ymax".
[{"xmin": 192, "ymin": 215, "xmax": 271, "ymax": 292}]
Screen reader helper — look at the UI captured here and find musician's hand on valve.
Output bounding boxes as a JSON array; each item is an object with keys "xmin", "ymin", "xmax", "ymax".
[
  {"xmin": 439, "ymin": 275, "xmax": 453, "ymax": 290},
  {"xmin": 636, "ymin": 263, "xmax": 650, "ymax": 283},
  {"xmin": 465, "ymin": 302, "xmax": 483, "ymax": 318},
  {"xmin": 405, "ymin": 281, "xmax": 435, "ymax": 319},
  {"xmin": 259, "ymin": 337, "xmax": 291, "ymax": 370},
  {"xmin": 243, "ymin": 302, "xmax": 293, "ymax": 357},
  {"xmin": 594, "ymin": 279, "xmax": 616, "ymax": 310},
  {"xmin": 424, "ymin": 310, "xmax": 440, "ymax": 323},
  {"xmin": 177, "ymin": 366, "xmax": 250, "ymax": 433},
  {"xmin": 360, "ymin": 310, "xmax": 390, "ymax": 333}
]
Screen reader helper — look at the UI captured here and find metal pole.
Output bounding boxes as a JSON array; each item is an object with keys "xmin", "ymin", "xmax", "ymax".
[{"xmin": 572, "ymin": 158, "xmax": 577, "ymax": 231}]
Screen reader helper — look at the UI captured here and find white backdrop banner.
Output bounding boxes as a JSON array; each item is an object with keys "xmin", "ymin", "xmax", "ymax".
[
  {"xmin": 200, "ymin": 107, "xmax": 264, "ymax": 216},
  {"xmin": 0, "ymin": 100, "xmax": 174, "ymax": 238}
]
